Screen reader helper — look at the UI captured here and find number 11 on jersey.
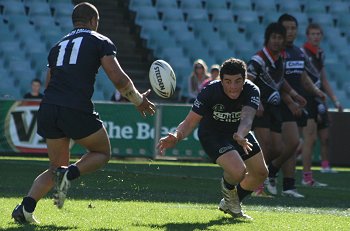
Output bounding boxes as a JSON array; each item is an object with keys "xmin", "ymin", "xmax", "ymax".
[{"xmin": 56, "ymin": 37, "xmax": 83, "ymax": 66}]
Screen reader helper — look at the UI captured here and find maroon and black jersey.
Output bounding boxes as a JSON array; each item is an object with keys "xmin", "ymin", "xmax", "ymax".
[
  {"xmin": 247, "ymin": 47, "xmax": 284, "ymax": 105},
  {"xmin": 43, "ymin": 28, "xmax": 117, "ymax": 113},
  {"xmin": 301, "ymin": 42, "xmax": 324, "ymax": 89}
]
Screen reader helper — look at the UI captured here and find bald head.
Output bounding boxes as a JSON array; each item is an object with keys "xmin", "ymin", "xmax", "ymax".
[{"xmin": 72, "ymin": 2, "xmax": 99, "ymax": 29}]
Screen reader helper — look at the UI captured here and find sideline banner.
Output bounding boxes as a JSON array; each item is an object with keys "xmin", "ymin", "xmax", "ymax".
[{"xmin": 0, "ymin": 100, "xmax": 206, "ymax": 160}]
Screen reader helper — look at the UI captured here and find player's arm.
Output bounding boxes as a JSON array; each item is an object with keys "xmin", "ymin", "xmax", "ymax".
[
  {"xmin": 301, "ymin": 71, "xmax": 326, "ymax": 101},
  {"xmin": 320, "ymin": 68, "xmax": 342, "ymax": 111},
  {"xmin": 157, "ymin": 111, "xmax": 202, "ymax": 154},
  {"xmin": 281, "ymin": 80, "xmax": 306, "ymax": 107},
  {"xmin": 281, "ymin": 90, "xmax": 303, "ymax": 117},
  {"xmin": 45, "ymin": 68, "xmax": 51, "ymax": 88},
  {"xmin": 101, "ymin": 55, "xmax": 155, "ymax": 116},
  {"xmin": 233, "ymin": 106, "xmax": 256, "ymax": 154}
]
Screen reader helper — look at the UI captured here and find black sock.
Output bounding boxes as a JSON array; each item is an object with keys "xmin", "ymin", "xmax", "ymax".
[
  {"xmin": 223, "ymin": 177, "xmax": 235, "ymax": 190},
  {"xmin": 237, "ymin": 183, "xmax": 253, "ymax": 202},
  {"xmin": 283, "ymin": 177, "xmax": 296, "ymax": 191},
  {"xmin": 21, "ymin": 196, "xmax": 37, "ymax": 213},
  {"xmin": 268, "ymin": 164, "xmax": 279, "ymax": 178},
  {"xmin": 67, "ymin": 164, "xmax": 80, "ymax": 181}
]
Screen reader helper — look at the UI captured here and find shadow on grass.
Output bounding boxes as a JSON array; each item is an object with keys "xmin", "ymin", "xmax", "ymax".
[
  {"xmin": 139, "ymin": 217, "xmax": 249, "ymax": 231},
  {"xmin": 0, "ymin": 224, "xmax": 76, "ymax": 231},
  {"xmin": 1, "ymin": 158, "xmax": 350, "ymax": 210}
]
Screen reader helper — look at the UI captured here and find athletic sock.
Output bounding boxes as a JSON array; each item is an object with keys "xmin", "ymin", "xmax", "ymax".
[
  {"xmin": 237, "ymin": 183, "xmax": 253, "ymax": 202},
  {"xmin": 268, "ymin": 163, "xmax": 279, "ymax": 178},
  {"xmin": 223, "ymin": 177, "xmax": 235, "ymax": 190},
  {"xmin": 67, "ymin": 164, "xmax": 80, "ymax": 181},
  {"xmin": 283, "ymin": 177, "xmax": 296, "ymax": 191},
  {"xmin": 321, "ymin": 160, "xmax": 329, "ymax": 169},
  {"xmin": 303, "ymin": 171, "xmax": 313, "ymax": 182},
  {"xmin": 22, "ymin": 196, "xmax": 37, "ymax": 213}
]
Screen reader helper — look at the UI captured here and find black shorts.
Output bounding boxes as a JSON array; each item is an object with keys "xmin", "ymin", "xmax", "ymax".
[
  {"xmin": 252, "ymin": 103, "xmax": 282, "ymax": 133},
  {"xmin": 280, "ymin": 102, "xmax": 308, "ymax": 127},
  {"xmin": 198, "ymin": 131, "xmax": 261, "ymax": 163},
  {"xmin": 305, "ymin": 97, "xmax": 330, "ymax": 129},
  {"xmin": 37, "ymin": 103, "xmax": 103, "ymax": 139}
]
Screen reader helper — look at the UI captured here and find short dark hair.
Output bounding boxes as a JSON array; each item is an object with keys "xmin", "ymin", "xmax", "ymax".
[
  {"xmin": 220, "ymin": 58, "xmax": 247, "ymax": 80},
  {"xmin": 278, "ymin": 13, "xmax": 298, "ymax": 27},
  {"xmin": 32, "ymin": 78, "xmax": 42, "ymax": 85},
  {"xmin": 264, "ymin": 22, "xmax": 286, "ymax": 46},
  {"xmin": 306, "ymin": 23, "xmax": 323, "ymax": 35},
  {"xmin": 72, "ymin": 2, "xmax": 99, "ymax": 25}
]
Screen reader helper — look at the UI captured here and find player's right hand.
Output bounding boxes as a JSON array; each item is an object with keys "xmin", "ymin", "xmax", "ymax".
[
  {"xmin": 157, "ymin": 133, "xmax": 178, "ymax": 155},
  {"xmin": 137, "ymin": 89, "xmax": 156, "ymax": 117}
]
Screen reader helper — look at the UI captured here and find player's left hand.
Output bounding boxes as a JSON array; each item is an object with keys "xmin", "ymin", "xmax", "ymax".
[
  {"xmin": 292, "ymin": 94, "xmax": 307, "ymax": 107},
  {"xmin": 137, "ymin": 89, "xmax": 156, "ymax": 117},
  {"xmin": 233, "ymin": 133, "xmax": 252, "ymax": 155},
  {"xmin": 157, "ymin": 133, "xmax": 178, "ymax": 155}
]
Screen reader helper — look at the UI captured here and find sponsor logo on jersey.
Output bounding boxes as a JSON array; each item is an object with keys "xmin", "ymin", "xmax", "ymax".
[
  {"xmin": 285, "ymin": 61, "xmax": 304, "ymax": 69},
  {"xmin": 267, "ymin": 91, "xmax": 281, "ymax": 105},
  {"xmin": 193, "ymin": 99, "xmax": 202, "ymax": 108},
  {"xmin": 250, "ymin": 96, "xmax": 260, "ymax": 107}
]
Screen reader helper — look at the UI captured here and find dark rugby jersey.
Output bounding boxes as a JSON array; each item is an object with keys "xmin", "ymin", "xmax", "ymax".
[
  {"xmin": 192, "ymin": 80, "xmax": 260, "ymax": 135},
  {"xmin": 301, "ymin": 42, "xmax": 324, "ymax": 88},
  {"xmin": 43, "ymin": 28, "xmax": 117, "ymax": 113},
  {"xmin": 283, "ymin": 45, "xmax": 306, "ymax": 95},
  {"xmin": 247, "ymin": 47, "xmax": 284, "ymax": 105}
]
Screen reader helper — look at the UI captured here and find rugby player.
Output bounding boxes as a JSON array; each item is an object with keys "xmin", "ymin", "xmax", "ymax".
[
  {"xmin": 12, "ymin": 2, "xmax": 155, "ymax": 224},
  {"xmin": 158, "ymin": 58, "xmax": 268, "ymax": 219}
]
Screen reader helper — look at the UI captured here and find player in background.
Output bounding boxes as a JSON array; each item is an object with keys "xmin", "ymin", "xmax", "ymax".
[
  {"xmin": 265, "ymin": 14, "xmax": 326, "ymax": 198},
  {"xmin": 247, "ymin": 22, "xmax": 306, "ymax": 196},
  {"xmin": 300, "ymin": 23, "xmax": 342, "ymax": 185},
  {"xmin": 12, "ymin": 2, "xmax": 155, "ymax": 224},
  {"xmin": 158, "ymin": 58, "xmax": 268, "ymax": 219}
]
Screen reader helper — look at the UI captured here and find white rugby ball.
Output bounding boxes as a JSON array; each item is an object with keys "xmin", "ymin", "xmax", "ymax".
[{"xmin": 149, "ymin": 60, "xmax": 176, "ymax": 98}]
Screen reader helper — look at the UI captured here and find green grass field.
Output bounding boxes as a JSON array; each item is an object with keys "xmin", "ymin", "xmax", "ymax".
[{"xmin": 0, "ymin": 156, "xmax": 349, "ymax": 230}]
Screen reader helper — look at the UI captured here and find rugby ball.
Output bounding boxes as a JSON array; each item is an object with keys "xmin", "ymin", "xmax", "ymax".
[{"xmin": 149, "ymin": 60, "xmax": 176, "ymax": 98}]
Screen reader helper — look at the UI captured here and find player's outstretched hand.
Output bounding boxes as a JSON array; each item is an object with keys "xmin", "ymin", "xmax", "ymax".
[
  {"xmin": 157, "ymin": 133, "xmax": 178, "ymax": 155},
  {"xmin": 137, "ymin": 89, "xmax": 156, "ymax": 117},
  {"xmin": 233, "ymin": 133, "xmax": 252, "ymax": 155}
]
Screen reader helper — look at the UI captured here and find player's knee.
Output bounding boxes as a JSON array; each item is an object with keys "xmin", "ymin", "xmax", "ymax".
[{"xmin": 228, "ymin": 168, "xmax": 246, "ymax": 183}]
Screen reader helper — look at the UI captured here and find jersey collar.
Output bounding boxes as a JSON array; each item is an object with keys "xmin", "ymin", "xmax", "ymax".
[{"xmin": 304, "ymin": 42, "xmax": 319, "ymax": 55}]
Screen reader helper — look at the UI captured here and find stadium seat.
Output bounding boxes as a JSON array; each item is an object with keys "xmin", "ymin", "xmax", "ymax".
[
  {"xmin": 155, "ymin": 0, "xmax": 178, "ymax": 12},
  {"xmin": 303, "ymin": 1, "xmax": 327, "ymax": 14},
  {"xmin": 27, "ymin": 2, "xmax": 52, "ymax": 17},
  {"xmin": 278, "ymin": 1, "xmax": 301, "ymax": 13},
  {"xmin": 51, "ymin": 2, "xmax": 73, "ymax": 18},
  {"xmin": 2, "ymin": 1, "xmax": 26, "ymax": 16},
  {"xmin": 164, "ymin": 20, "xmax": 189, "ymax": 36},
  {"xmin": 234, "ymin": 10, "xmax": 260, "ymax": 30},
  {"xmin": 179, "ymin": 0, "xmax": 203, "ymax": 12},
  {"xmin": 173, "ymin": 30, "xmax": 195, "ymax": 44},
  {"xmin": 161, "ymin": 8, "xmax": 185, "ymax": 23},
  {"xmin": 261, "ymin": 11, "xmax": 282, "ymax": 25},
  {"xmin": 139, "ymin": 19, "xmax": 164, "ymax": 40},
  {"xmin": 214, "ymin": 21, "xmax": 239, "ymax": 40},
  {"xmin": 185, "ymin": 8, "xmax": 209, "ymax": 24},
  {"xmin": 308, "ymin": 13, "xmax": 334, "ymax": 27},
  {"xmin": 190, "ymin": 20, "xmax": 214, "ymax": 38},
  {"xmin": 4, "ymin": 14, "xmax": 30, "ymax": 30},
  {"xmin": 210, "ymin": 9, "xmax": 234, "ymax": 24},
  {"xmin": 329, "ymin": 2, "xmax": 350, "ymax": 14},
  {"xmin": 206, "ymin": 0, "xmax": 229, "ymax": 14},
  {"xmin": 290, "ymin": 12, "xmax": 309, "ymax": 26},
  {"xmin": 134, "ymin": 7, "xmax": 159, "ymax": 25},
  {"xmin": 129, "ymin": 0, "xmax": 153, "ymax": 12},
  {"xmin": 30, "ymin": 15, "xmax": 57, "ymax": 31},
  {"xmin": 230, "ymin": 0, "xmax": 252, "ymax": 11},
  {"xmin": 254, "ymin": 0, "xmax": 276, "ymax": 13},
  {"xmin": 336, "ymin": 13, "xmax": 350, "ymax": 30}
]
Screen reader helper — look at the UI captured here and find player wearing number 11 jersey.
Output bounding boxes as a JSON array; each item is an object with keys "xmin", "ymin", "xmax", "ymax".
[{"xmin": 12, "ymin": 2, "xmax": 155, "ymax": 224}]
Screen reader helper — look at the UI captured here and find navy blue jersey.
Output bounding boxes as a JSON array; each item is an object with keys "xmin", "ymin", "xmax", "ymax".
[
  {"xmin": 43, "ymin": 28, "xmax": 117, "ymax": 113},
  {"xmin": 247, "ymin": 47, "xmax": 284, "ymax": 105},
  {"xmin": 192, "ymin": 80, "xmax": 260, "ymax": 135},
  {"xmin": 283, "ymin": 45, "xmax": 306, "ymax": 95}
]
